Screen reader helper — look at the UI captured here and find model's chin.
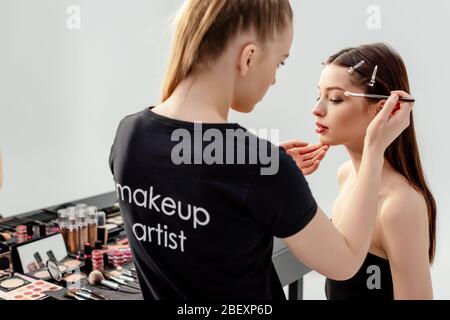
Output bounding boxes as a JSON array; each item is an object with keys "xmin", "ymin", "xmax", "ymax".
[{"xmin": 319, "ymin": 134, "xmax": 337, "ymax": 146}]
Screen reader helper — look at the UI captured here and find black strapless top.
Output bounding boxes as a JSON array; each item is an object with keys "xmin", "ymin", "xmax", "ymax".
[{"xmin": 325, "ymin": 252, "xmax": 394, "ymax": 300}]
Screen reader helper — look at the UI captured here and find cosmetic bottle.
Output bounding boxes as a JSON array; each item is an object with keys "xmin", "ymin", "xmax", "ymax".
[
  {"xmin": 87, "ymin": 206, "xmax": 98, "ymax": 245},
  {"xmin": 78, "ymin": 211, "xmax": 88, "ymax": 251},
  {"xmin": 58, "ymin": 209, "xmax": 69, "ymax": 245},
  {"xmin": 84, "ymin": 243, "xmax": 93, "ymax": 274},
  {"xmin": 97, "ymin": 211, "xmax": 108, "ymax": 245},
  {"xmin": 67, "ymin": 213, "xmax": 79, "ymax": 254}
]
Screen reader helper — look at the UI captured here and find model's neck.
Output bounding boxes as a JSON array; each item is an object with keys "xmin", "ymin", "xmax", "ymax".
[{"xmin": 346, "ymin": 143, "xmax": 391, "ymax": 176}]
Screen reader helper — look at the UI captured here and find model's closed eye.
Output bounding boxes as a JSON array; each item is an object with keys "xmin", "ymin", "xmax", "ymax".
[
  {"xmin": 316, "ymin": 95, "xmax": 344, "ymax": 104},
  {"xmin": 329, "ymin": 97, "xmax": 343, "ymax": 104}
]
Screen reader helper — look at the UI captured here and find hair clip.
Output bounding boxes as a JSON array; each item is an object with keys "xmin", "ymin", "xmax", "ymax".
[
  {"xmin": 348, "ymin": 60, "xmax": 365, "ymax": 74},
  {"xmin": 369, "ymin": 65, "xmax": 378, "ymax": 87}
]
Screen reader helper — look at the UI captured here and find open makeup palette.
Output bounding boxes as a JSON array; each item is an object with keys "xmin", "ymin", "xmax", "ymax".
[{"xmin": 0, "ymin": 273, "xmax": 63, "ymax": 300}]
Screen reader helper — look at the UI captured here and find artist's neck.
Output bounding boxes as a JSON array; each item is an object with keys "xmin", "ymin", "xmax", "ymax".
[{"xmin": 155, "ymin": 70, "xmax": 234, "ymax": 124}]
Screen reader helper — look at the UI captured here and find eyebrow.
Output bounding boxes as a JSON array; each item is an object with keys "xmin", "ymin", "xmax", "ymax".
[{"xmin": 317, "ymin": 86, "xmax": 345, "ymax": 92}]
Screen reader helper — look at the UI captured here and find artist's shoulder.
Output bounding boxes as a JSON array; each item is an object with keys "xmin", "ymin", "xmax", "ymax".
[{"xmin": 120, "ymin": 108, "xmax": 148, "ymax": 125}]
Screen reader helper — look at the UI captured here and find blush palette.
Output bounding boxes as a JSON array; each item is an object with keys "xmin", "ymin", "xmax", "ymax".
[{"xmin": 0, "ymin": 279, "xmax": 62, "ymax": 300}]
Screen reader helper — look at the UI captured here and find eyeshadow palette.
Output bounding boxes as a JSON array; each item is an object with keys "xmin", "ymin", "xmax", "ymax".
[{"xmin": 0, "ymin": 280, "xmax": 62, "ymax": 300}]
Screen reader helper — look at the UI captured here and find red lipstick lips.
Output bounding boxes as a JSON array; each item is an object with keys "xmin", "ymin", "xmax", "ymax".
[{"xmin": 315, "ymin": 122, "xmax": 329, "ymax": 134}]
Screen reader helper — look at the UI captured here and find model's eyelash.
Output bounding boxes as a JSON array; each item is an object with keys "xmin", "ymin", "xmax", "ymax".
[{"xmin": 316, "ymin": 95, "xmax": 343, "ymax": 103}]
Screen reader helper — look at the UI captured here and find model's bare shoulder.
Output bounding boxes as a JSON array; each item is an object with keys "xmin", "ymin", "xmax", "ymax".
[
  {"xmin": 379, "ymin": 182, "xmax": 429, "ymax": 247},
  {"xmin": 337, "ymin": 160, "xmax": 353, "ymax": 188}
]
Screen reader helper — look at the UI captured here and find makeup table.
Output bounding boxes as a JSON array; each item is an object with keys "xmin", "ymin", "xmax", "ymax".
[
  {"xmin": 1, "ymin": 191, "xmax": 311, "ymax": 300},
  {"xmin": 67, "ymin": 191, "xmax": 312, "ymax": 300},
  {"xmin": 273, "ymin": 238, "xmax": 310, "ymax": 300},
  {"xmin": 46, "ymin": 263, "xmax": 144, "ymax": 301}
]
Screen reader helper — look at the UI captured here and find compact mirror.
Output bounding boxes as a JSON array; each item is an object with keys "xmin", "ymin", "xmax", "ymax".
[{"xmin": 47, "ymin": 259, "xmax": 62, "ymax": 282}]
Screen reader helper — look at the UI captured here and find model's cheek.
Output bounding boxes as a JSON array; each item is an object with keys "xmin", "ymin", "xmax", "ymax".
[
  {"xmin": 337, "ymin": 113, "xmax": 357, "ymax": 133},
  {"xmin": 330, "ymin": 108, "xmax": 363, "ymax": 142}
]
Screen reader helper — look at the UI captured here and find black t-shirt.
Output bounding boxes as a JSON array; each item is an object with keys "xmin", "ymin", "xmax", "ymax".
[{"xmin": 109, "ymin": 107, "xmax": 317, "ymax": 300}]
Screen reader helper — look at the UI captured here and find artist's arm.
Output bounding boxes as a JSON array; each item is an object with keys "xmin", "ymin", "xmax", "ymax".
[{"xmin": 380, "ymin": 192, "xmax": 433, "ymax": 299}]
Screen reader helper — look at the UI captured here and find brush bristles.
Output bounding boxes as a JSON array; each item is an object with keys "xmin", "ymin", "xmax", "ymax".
[
  {"xmin": 64, "ymin": 290, "xmax": 77, "ymax": 298},
  {"xmin": 88, "ymin": 270, "xmax": 105, "ymax": 285},
  {"xmin": 110, "ymin": 270, "xmax": 121, "ymax": 278},
  {"xmin": 68, "ymin": 288, "xmax": 79, "ymax": 294}
]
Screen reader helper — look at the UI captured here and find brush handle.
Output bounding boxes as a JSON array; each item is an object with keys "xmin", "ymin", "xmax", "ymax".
[
  {"xmin": 346, "ymin": 92, "xmax": 415, "ymax": 103},
  {"xmin": 109, "ymin": 275, "xmax": 140, "ymax": 290},
  {"xmin": 364, "ymin": 94, "xmax": 415, "ymax": 102},
  {"xmin": 123, "ymin": 282, "xmax": 141, "ymax": 290},
  {"xmin": 119, "ymin": 274, "xmax": 136, "ymax": 282},
  {"xmin": 77, "ymin": 291, "xmax": 101, "ymax": 300},
  {"xmin": 101, "ymin": 279, "xmax": 119, "ymax": 290},
  {"xmin": 108, "ymin": 275, "xmax": 126, "ymax": 285},
  {"xmin": 81, "ymin": 287, "xmax": 110, "ymax": 300},
  {"xmin": 120, "ymin": 269, "xmax": 137, "ymax": 278}
]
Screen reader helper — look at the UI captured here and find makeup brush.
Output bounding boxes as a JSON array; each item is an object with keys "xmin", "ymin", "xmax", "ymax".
[
  {"xmin": 64, "ymin": 290, "xmax": 87, "ymax": 300},
  {"xmin": 344, "ymin": 91, "xmax": 415, "ymax": 102},
  {"xmin": 88, "ymin": 270, "xmax": 119, "ymax": 291},
  {"xmin": 89, "ymin": 270, "xmax": 139, "ymax": 294},
  {"xmin": 80, "ymin": 287, "xmax": 110, "ymax": 300},
  {"xmin": 104, "ymin": 271, "xmax": 140, "ymax": 290},
  {"xmin": 110, "ymin": 270, "xmax": 137, "ymax": 283},
  {"xmin": 116, "ymin": 266, "xmax": 138, "ymax": 279},
  {"xmin": 68, "ymin": 288, "xmax": 102, "ymax": 300}
]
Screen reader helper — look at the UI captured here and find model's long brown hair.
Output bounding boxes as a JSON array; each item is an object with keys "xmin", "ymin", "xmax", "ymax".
[
  {"xmin": 327, "ymin": 43, "xmax": 437, "ymax": 263},
  {"xmin": 161, "ymin": 0, "xmax": 293, "ymax": 101}
]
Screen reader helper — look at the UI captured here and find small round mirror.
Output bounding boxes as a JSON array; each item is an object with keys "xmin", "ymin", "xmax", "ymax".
[{"xmin": 46, "ymin": 259, "xmax": 62, "ymax": 282}]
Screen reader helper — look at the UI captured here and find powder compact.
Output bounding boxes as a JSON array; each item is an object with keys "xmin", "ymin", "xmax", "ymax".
[{"xmin": 0, "ymin": 275, "xmax": 31, "ymax": 292}]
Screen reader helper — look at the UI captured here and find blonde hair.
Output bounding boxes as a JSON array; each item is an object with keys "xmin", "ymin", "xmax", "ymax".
[{"xmin": 161, "ymin": 0, "xmax": 293, "ymax": 102}]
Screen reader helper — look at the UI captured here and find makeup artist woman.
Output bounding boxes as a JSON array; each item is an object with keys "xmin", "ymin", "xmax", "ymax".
[{"xmin": 108, "ymin": 0, "xmax": 413, "ymax": 300}]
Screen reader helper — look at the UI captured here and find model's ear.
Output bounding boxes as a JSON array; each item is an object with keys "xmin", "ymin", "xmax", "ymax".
[
  {"xmin": 238, "ymin": 43, "xmax": 257, "ymax": 76},
  {"xmin": 373, "ymin": 100, "xmax": 386, "ymax": 117}
]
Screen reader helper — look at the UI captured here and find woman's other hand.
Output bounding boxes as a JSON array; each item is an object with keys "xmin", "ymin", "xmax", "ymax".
[{"xmin": 280, "ymin": 140, "xmax": 329, "ymax": 176}]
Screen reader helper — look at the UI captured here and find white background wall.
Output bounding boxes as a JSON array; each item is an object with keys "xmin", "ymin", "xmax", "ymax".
[{"xmin": 1, "ymin": 0, "xmax": 448, "ymax": 299}]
